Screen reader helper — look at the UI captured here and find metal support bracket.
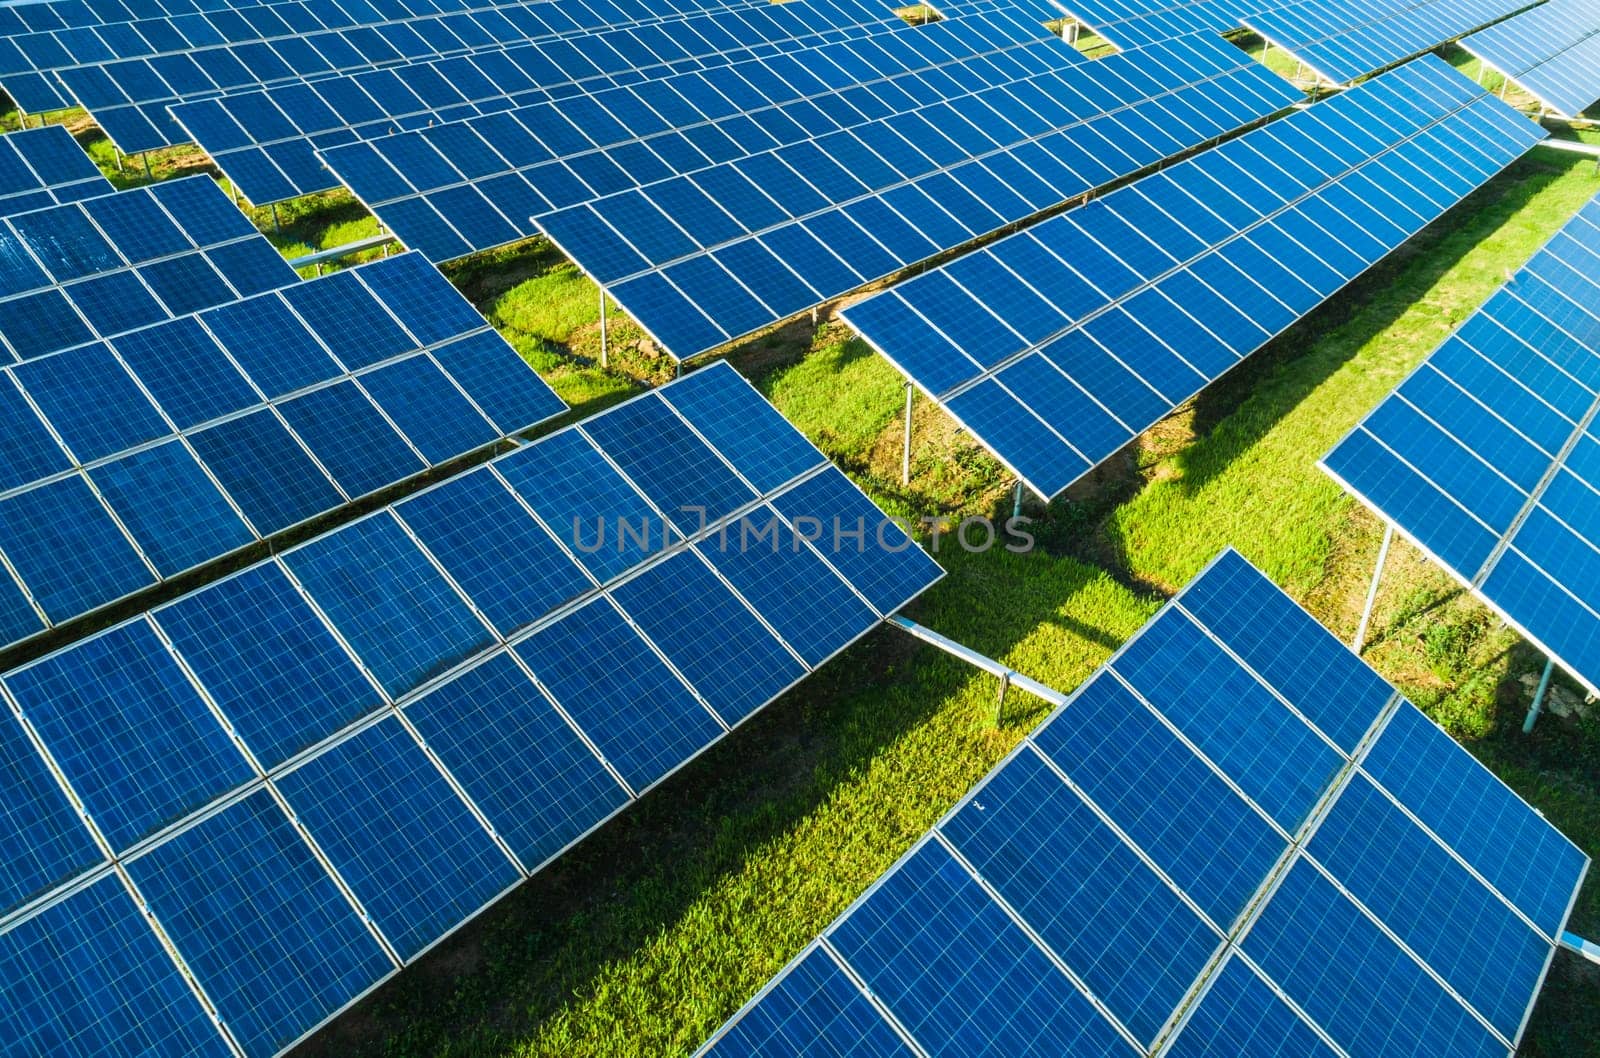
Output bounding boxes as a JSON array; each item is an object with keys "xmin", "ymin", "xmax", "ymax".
[
  {"xmin": 889, "ymin": 616, "xmax": 1069, "ymax": 727},
  {"xmin": 1560, "ymin": 932, "xmax": 1600, "ymax": 966},
  {"xmin": 1353, "ymin": 523, "xmax": 1393, "ymax": 654},
  {"xmin": 598, "ymin": 286, "xmax": 609, "ymax": 369},
  {"xmin": 1524, "ymin": 656, "xmax": 1556, "ymax": 734},
  {"xmin": 901, "ymin": 382, "xmax": 913, "ymax": 487}
]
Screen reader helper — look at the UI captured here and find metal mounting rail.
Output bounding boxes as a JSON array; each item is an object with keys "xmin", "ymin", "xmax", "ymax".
[
  {"xmin": 288, "ymin": 233, "xmax": 398, "ymax": 270},
  {"xmin": 889, "ymin": 615, "xmax": 1068, "ymax": 707}
]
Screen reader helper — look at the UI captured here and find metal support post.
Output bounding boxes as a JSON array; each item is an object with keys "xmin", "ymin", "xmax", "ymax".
[
  {"xmin": 141, "ymin": 153, "xmax": 152, "ymax": 180},
  {"xmin": 890, "ymin": 616, "xmax": 1070, "ymax": 721},
  {"xmin": 113, "ymin": 148, "xmax": 123, "ymax": 173},
  {"xmin": 269, "ymin": 203, "xmax": 281, "ymax": 234},
  {"xmin": 598, "ymin": 286, "xmax": 608, "ymax": 369},
  {"xmin": 1523, "ymin": 657, "xmax": 1555, "ymax": 734},
  {"xmin": 901, "ymin": 382, "xmax": 913, "ymax": 487},
  {"xmin": 1353, "ymin": 523, "xmax": 1393, "ymax": 653},
  {"xmin": 1012, "ymin": 481, "xmax": 1023, "ymax": 521},
  {"xmin": 1560, "ymin": 932, "xmax": 1600, "ymax": 965},
  {"xmin": 995, "ymin": 669, "xmax": 1011, "ymax": 727}
]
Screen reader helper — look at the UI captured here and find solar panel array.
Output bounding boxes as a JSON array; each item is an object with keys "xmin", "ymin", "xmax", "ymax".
[
  {"xmin": 1323, "ymin": 192, "xmax": 1600, "ymax": 698},
  {"xmin": 0, "ymin": 174, "xmax": 299, "ymax": 361},
  {"xmin": 173, "ymin": 0, "xmax": 902, "ymax": 206},
  {"xmin": 0, "ymin": 361, "xmax": 942, "ymax": 1058},
  {"xmin": 1461, "ymin": 0, "xmax": 1600, "ymax": 117},
  {"xmin": 843, "ymin": 56, "xmax": 1543, "ymax": 499},
  {"xmin": 1243, "ymin": 0, "xmax": 1527, "ymax": 84},
  {"xmin": 0, "ymin": 195, "xmax": 565, "ymax": 652},
  {"xmin": 0, "ymin": 124, "xmax": 112, "ymax": 218},
  {"xmin": 697, "ymin": 548, "xmax": 1588, "ymax": 1058},
  {"xmin": 0, "ymin": 0, "xmax": 766, "ymax": 153}
]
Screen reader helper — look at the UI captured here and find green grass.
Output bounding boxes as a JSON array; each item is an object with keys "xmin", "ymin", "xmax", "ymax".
[{"xmin": 298, "ymin": 144, "xmax": 1600, "ymax": 1058}]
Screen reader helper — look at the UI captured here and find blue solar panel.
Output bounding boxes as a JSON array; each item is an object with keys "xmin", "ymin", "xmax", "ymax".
[
  {"xmin": 0, "ymin": 126, "xmax": 110, "ymax": 218},
  {"xmin": 1323, "ymin": 190, "xmax": 1600, "ymax": 700},
  {"xmin": 4, "ymin": 620, "xmax": 252, "ymax": 851},
  {"xmin": 941, "ymin": 748, "xmax": 1220, "ymax": 1045},
  {"xmin": 1362, "ymin": 702, "xmax": 1589, "ymax": 937},
  {"xmin": 698, "ymin": 944, "xmax": 915, "ymax": 1058},
  {"xmin": 396, "ymin": 467, "xmax": 593, "ymax": 636},
  {"xmin": 1112, "ymin": 610, "xmax": 1343, "ymax": 832},
  {"xmin": 657, "ymin": 360, "xmax": 822, "ymax": 492},
  {"xmin": 700, "ymin": 549, "xmax": 1587, "ymax": 1058},
  {"xmin": 1163, "ymin": 955, "xmax": 1340, "ymax": 1058},
  {"xmin": 154, "ymin": 562, "xmax": 384, "ymax": 770},
  {"xmin": 515, "ymin": 599, "xmax": 722, "ymax": 791},
  {"xmin": 0, "ymin": 873, "xmax": 234, "ymax": 1058},
  {"xmin": 580, "ymin": 392, "xmax": 759, "ymax": 534},
  {"xmin": 826, "ymin": 840, "xmax": 1139, "ymax": 1058},
  {"xmin": 851, "ymin": 56, "xmax": 1546, "ymax": 500},
  {"xmin": 274, "ymin": 717, "xmax": 520, "ymax": 961},
  {"xmin": 2, "ymin": 362, "xmax": 940, "ymax": 1056},
  {"xmin": 1308, "ymin": 773, "xmax": 1551, "ymax": 1038},
  {"xmin": 0, "ymin": 236, "xmax": 565, "ymax": 652},
  {"xmin": 402, "ymin": 653, "xmax": 627, "ymax": 871},
  {"xmin": 1031, "ymin": 676, "xmax": 1286, "ymax": 930},
  {"xmin": 702, "ymin": 507, "xmax": 878, "ymax": 668},
  {"xmin": 125, "ymin": 790, "xmax": 394, "ymax": 1058},
  {"xmin": 1242, "ymin": 859, "xmax": 1506, "ymax": 1058},
  {"xmin": 284, "ymin": 514, "xmax": 495, "ymax": 699},
  {"xmin": 327, "ymin": 31, "xmax": 1299, "ymax": 362},
  {"xmin": 610, "ymin": 549, "xmax": 806, "ymax": 726},
  {"xmin": 0, "ymin": 713, "xmax": 100, "ymax": 917}
]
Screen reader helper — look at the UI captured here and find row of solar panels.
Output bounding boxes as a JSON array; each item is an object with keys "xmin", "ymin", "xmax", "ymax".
[
  {"xmin": 698, "ymin": 550, "xmax": 1589, "ymax": 1058},
  {"xmin": 1461, "ymin": 0, "xmax": 1600, "ymax": 116},
  {"xmin": 0, "ymin": 122, "xmax": 110, "ymax": 214},
  {"xmin": 1053, "ymin": 0, "xmax": 1257, "ymax": 49},
  {"xmin": 175, "ymin": 0, "xmax": 911, "ymax": 204},
  {"xmin": 842, "ymin": 55, "xmax": 1544, "ymax": 498},
  {"xmin": 326, "ymin": 27, "xmax": 1294, "ymax": 358},
  {"xmin": 0, "ymin": 0, "xmax": 845, "ymax": 152},
  {"xmin": 0, "ymin": 362, "xmax": 943, "ymax": 1058},
  {"xmin": 1244, "ymin": 0, "xmax": 1530, "ymax": 85},
  {"xmin": 1324, "ymin": 191, "xmax": 1600, "ymax": 698},
  {"xmin": 0, "ymin": 150, "xmax": 566, "ymax": 653}
]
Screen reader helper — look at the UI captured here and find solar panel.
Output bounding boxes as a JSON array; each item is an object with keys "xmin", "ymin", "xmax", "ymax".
[
  {"xmin": 0, "ymin": 124, "xmax": 110, "ymax": 218},
  {"xmin": 0, "ymin": 208, "xmax": 564, "ymax": 651},
  {"xmin": 1460, "ymin": 0, "xmax": 1600, "ymax": 118},
  {"xmin": 844, "ymin": 55, "xmax": 1544, "ymax": 499},
  {"xmin": 0, "ymin": 360, "xmax": 943, "ymax": 1058},
  {"xmin": 0, "ymin": 0, "xmax": 774, "ymax": 154},
  {"xmin": 1322, "ymin": 191, "xmax": 1600, "ymax": 698},
  {"xmin": 697, "ymin": 548, "xmax": 1589, "ymax": 1058},
  {"xmin": 1243, "ymin": 0, "xmax": 1529, "ymax": 84},
  {"xmin": 173, "ymin": 0, "xmax": 900, "ymax": 206}
]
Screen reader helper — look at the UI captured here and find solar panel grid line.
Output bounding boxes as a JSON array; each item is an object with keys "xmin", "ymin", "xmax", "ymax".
[
  {"xmin": 546, "ymin": 46, "xmax": 1296, "ymax": 359},
  {"xmin": 927, "ymin": 75, "xmax": 1493, "ymax": 407},
  {"xmin": 810, "ymin": 937, "xmax": 939, "ymax": 1057}
]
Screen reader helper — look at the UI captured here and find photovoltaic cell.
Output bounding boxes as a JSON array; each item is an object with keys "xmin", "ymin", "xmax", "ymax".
[
  {"xmin": 699, "ymin": 549, "xmax": 1586, "ymax": 1058},
  {"xmin": 1462, "ymin": 0, "xmax": 1600, "ymax": 119}
]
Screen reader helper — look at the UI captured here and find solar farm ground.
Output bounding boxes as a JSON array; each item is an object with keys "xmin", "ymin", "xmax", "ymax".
[{"xmin": 2, "ymin": 88, "xmax": 1599, "ymax": 1058}]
